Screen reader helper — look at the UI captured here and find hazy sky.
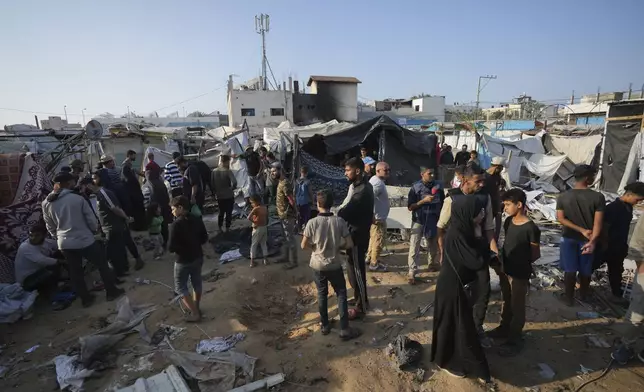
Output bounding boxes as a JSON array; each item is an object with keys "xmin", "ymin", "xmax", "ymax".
[{"xmin": 1, "ymin": 0, "xmax": 643, "ymax": 127}]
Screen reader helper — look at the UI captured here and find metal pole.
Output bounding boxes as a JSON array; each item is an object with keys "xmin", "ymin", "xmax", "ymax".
[
  {"xmin": 475, "ymin": 77, "xmax": 482, "ymax": 118},
  {"xmin": 64, "ymin": 105, "xmax": 68, "ymax": 122},
  {"xmin": 82, "ymin": 108, "xmax": 86, "ymax": 124}
]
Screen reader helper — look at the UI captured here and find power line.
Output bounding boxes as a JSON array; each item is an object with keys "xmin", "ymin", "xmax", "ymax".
[{"xmin": 151, "ymin": 83, "xmax": 228, "ymax": 113}]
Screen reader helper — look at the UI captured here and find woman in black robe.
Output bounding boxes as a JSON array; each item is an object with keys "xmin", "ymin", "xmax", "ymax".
[
  {"xmin": 144, "ymin": 168, "xmax": 172, "ymax": 247},
  {"xmin": 431, "ymin": 169, "xmax": 492, "ymax": 382},
  {"xmin": 121, "ymin": 154, "xmax": 146, "ymax": 231}
]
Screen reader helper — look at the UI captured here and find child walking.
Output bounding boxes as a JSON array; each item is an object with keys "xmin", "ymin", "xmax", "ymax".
[
  {"xmin": 248, "ymin": 196, "xmax": 268, "ymax": 267},
  {"xmin": 487, "ymin": 188, "xmax": 541, "ymax": 355},
  {"xmin": 168, "ymin": 196, "xmax": 208, "ymax": 322},
  {"xmin": 295, "ymin": 166, "xmax": 314, "ymax": 231},
  {"xmin": 147, "ymin": 202, "xmax": 164, "ymax": 259},
  {"xmin": 301, "ymin": 189, "xmax": 361, "ymax": 341}
]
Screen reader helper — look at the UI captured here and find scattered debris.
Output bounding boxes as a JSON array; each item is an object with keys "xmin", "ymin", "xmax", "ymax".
[
  {"xmin": 415, "ymin": 302, "xmax": 434, "ymax": 319},
  {"xmin": 117, "ymin": 364, "xmax": 189, "ymax": 392},
  {"xmin": 220, "ymin": 249, "xmax": 243, "ymax": 264},
  {"xmin": 251, "ymin": 278, "xmax": 258, "ymax": 285},
  {"xmin": 196, "ymin": 333, "xmax": 246, "ymax": 354},
  {"xmin": 0, "ymin": 365, "xmax": 8, "ymax": 378},
  {"xmin": 537, "ymin": 363, "xmax": 555, "ymax": 380},
  {"xmin": 369, "ymin": 308, "xmax": 385, "ymax": 316},
  {"xmin": 386, "ymin": 335, "xmax": 423, "ymax": 370},
  {"xmin": 54, "ymin": 355, "xmax": 94, "ymax": 392},
  {"xmin": 579, "ymin": 364, "xmax": 593, "ymax": 375},
  {"xmin": 388, "ymin": 287, "xmax": 407, "ymax": 299},
  {"xmin": 24, "ymin": 344, "xmax": 39, "ymax": 353},
  {"xmin": 576, "ymin": 311, "xmax": 600, "ymax": 320},
  {"xmin": 586, "ymin": 336, "xmax": 611, "ymax": 348},
  {"xmin": 229, "ymin": 373, "xmax": 285, "ymax": 392},
  {"xmin": 371, "ymin": 276, "xmax": 382, "ymax": 284}
]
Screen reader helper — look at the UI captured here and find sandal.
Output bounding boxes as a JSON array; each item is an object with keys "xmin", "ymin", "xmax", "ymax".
[
  {"xmin": 184, "ymin": 313, "xmax": 201, "ymax": 323},
  {"xmin": 263, "ymin": 259, "xmax": 268, "ymax": 266},
  {"xmin": 408, "ymin": 277, "xmax": 417, "ymax": 285},
  {"xmin": 249, "ymin": 261, "xmax": 256, "ymax": 268},
  {"xmin": 340, "ymin": 327, "xmax": 362, "ymax": 341},
  {"xmin": 321, "ymin": 324, "xmax": 331, "ymax": 335}
]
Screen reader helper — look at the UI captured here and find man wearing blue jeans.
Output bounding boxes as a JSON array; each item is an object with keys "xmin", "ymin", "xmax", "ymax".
[
  {"xmin": 556, "ymin": 165, "xmax": 605, "ymax": 306},
  {"xmin": 301, "ymin": 189, "xmax": 360, "ymax": 340}
]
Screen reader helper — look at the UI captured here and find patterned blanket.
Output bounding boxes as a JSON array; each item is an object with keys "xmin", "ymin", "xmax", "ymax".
[
  {"xmin": 300, "ymin": 151, "xmax": 349, "ymax": 206},
  {"xmin": 0, "ymin": 154, "xmax": 52, "ymax": 283},
  {"xmin": 0, "ymin": 153, "xmax": 25, "ymax": 207}
]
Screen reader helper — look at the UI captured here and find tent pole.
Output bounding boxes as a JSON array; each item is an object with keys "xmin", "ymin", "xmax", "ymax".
[{"xmin": 595, "ymin": 104, "xmax": 611, "ymax": 190}]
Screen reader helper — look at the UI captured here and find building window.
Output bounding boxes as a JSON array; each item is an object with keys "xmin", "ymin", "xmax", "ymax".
[
  {"xmin": 270, "ymin": 108, "xmax": 285, "ymax": 116},
  {"xmin": 241, "ymin": 108, "xmax": 255, "ymax": 117},
  {"xmin": 415, "ymin": 105, "xmax": 420, "ymax": 112}
]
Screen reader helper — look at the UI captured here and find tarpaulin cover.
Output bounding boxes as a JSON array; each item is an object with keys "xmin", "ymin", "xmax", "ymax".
[
  {"xmin": 521, "ymin": 154, "xmax": 568, "ymax": 182},
  {"xmin": 483, "ymin": 133, "xmax": 546, "ymax": 183},
  {"xmin": 545, "ymin": 135, "xmax": 601, "ymax": 165},
  {"xmin": 303, "ymin": 115, "xmax": 437, "ymax": 185},
  {"xmin": 600, "ymin": 121, "xmax": 640, "ymax": 193}
]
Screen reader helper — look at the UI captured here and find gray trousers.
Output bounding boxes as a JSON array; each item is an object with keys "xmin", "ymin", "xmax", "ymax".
[
  {"xmin": 407, "ymin": 222, "xmax": 439, "ymax": 276},
  {"xmin": 622, "ymin": 272, "xmax": 644, "ymax": 348}
]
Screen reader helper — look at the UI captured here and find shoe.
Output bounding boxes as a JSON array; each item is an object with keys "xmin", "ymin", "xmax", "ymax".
[
  {"xmin": 81, "ymin": 295, "xmax": 96, "ymax": 308},
  {"xmin": 611, "ymin": 344, "xmax": 634, "ymax": 365},
  {"xmin": 638, "ymin": 350, "xmax": 644, "ymax": 364},
  {"xmin": 486, "ymin": 326, "xmax": 509, "ymax": 339},
  {"xmin": 106, "ymin": 288, "xmax": 125, "ymax": 302},
  {"xmin": 369, "ymin": 263, "xmax": 387, "ymax": 272},
  {"xmin": 320, "ymin": 324, "xmax": 331, "ymax": 335},
  {"xmin": 437, "ymin": 366, "xmax": 465, "ymax": 378}
]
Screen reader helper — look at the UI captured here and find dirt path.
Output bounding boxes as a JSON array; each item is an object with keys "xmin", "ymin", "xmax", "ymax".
[{"xmin": 1, "ymin": 217, "xmax": 644, "ymax": 391}]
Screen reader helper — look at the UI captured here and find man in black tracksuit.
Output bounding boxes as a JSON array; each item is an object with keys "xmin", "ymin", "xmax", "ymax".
[{"xmin": 338, "ymin": 157, "xmax": 374, "ymax": 318}]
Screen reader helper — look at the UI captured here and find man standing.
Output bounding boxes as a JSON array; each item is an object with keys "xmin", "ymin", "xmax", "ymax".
[
  {"xmin": 100, "ymin": 155, "xmax": 132, "ymax": 215},
  {"xmin": 122, "ymin": 150, "xmax": 146, "ymax": 230},
  {"xmin": 42, "ymin": 172, "xmax": 124, "ymax": 307},
  {"xmin": 439, "ymin": 146, "xmax": 454, "ymax": 165},
  {"xmin": 556, "ymin": 165, "xmax": 605, "ymax": 306},
  {"xmin": 177, "ymin": 157, "xmax": 205, "ymax": 211},
  {"xmin": 407, "ymin": 167, "xmax": 444, "ymax": 282},
  {"xmin": 454, "ymin": 144, "xmax": 470, "ymax": 166},
  {"xmin": 273, "ymin": 165, "xmax": 298, "ymax": 269},
  {"xmin": 610, "ymin": 214, "xmax": 644, "ymax": 365},
  {"xmin": 367, "ymin": 162, "xmax": 390, "ymax": 272},
  {"xmin": 263, "ymin": 152, "xmax": 278, "ymax": 205},
  {"xmin": 145, "ymin": 152, "xmax": 161, "ymax": 176},
  {"xmin": 483, "ymin": 157, "xmax": 505, "ymax": 241},
  {"xmin": 164, "ymin": 152, "xmax": 184, "ymax": 198},
  {"xmin": 211, "ymin": 155, "xmax": 237, "ymax": 232},
  {"xmin": 338, "ymin": 158, "xmax": 374, "ymax": 318}
]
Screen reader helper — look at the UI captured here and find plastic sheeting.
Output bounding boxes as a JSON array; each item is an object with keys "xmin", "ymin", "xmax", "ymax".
[
  {"xmin": 601, "ymin": 121, "xmax": 640, "ymax": 193},
  {"xmin": 483, "ymin": 132, "xmax": 547, "ymax": 183},
  {"xmin": 548, "ymin": 135, "xmax": 601, "ymax": 165},
  {"xmin": 521, "ymin": 154, "xmax": 568, "ymax": 182},
  {"xmin": 263, "ymin": 120, "xmax": 353, "ymax": 144},
  {"xmin": 0, "ymin": 283, "xmax": 38, "ymax": 323}
]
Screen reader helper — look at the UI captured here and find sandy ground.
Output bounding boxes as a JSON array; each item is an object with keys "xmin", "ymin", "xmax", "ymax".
[{"xmin": 1, "ymin": 215, "xmax": 644, "ymax": 392}]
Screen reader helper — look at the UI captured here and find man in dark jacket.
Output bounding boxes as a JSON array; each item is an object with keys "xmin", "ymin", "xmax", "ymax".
[{"xmin": 338, "ymin": 158, "xmax": 374, "ymax": 318}]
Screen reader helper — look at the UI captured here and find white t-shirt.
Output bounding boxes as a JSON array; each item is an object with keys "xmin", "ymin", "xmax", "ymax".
[
  {"xmin": 369, "ymin": 175, "xmax": 390, "ymax": 221},
  {"xmin": 304, "ymin": 214, "xmax": 351, "ymax": 271}
]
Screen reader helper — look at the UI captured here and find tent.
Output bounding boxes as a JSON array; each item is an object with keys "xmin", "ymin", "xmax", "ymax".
[{"xmin": 301, "ymin": 115, "xmax": 437, "ymax": 186}]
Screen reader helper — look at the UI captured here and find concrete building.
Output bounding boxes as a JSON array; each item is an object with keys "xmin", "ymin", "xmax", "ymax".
[
  {"xmin": 362, "ymin": 94, "xmax": 446, "ymax": 122},
  {"xmin": 410, "ymin": 96, "xmax": 445, "ymax": 120},
  {"xmin": 40, "ymin": 116, "xmax": 83, "ymax": 131},
  {"xmin": 92, "ymin": 115, "xmax": 221, "ymax": 129},
  {"xmin": 227, "ymin": 76, "xmax": 293, "ymax": 128},
  {"xmin": 306, "ymin": 76, "xmax": 361, "ymax": 123}
]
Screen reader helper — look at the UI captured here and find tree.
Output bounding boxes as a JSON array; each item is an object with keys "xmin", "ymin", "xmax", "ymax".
[
  {"xmin": 491, "ymin": 111, "xmax": 504, "ymax": 120},
  {"xmin": 187, "ymin": 111, "xmax": 207, "ymax": 117},
  {"xmin": 522, "ymin": 101, "xmax": 546, "ymax": 119}
]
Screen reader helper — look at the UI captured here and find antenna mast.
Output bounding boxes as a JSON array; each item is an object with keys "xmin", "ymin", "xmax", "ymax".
[{"xmin": 255, "ymin": 14, "xmax": 270, "ymax": 91}]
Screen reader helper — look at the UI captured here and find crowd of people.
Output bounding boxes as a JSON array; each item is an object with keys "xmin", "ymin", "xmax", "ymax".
[{"xmin": 11, "ymin": 143, "xmax": 644, "ymax": 383}]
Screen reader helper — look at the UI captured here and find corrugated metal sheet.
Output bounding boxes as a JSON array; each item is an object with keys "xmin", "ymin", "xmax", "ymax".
[{"xmin": 307, "ymin": 76, "xmax": 361, "ymax": 85}]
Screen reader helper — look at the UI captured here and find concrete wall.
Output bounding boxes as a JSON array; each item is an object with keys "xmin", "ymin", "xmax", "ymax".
[
  {"xmin": 93, "ymin": 116, "xmax": 221, "ymax": 129},
  {"xmin": 293, "ymin": 93, "xmax": 320, "ymax": 124},
  {"xmin": 310, "ymin": 81, "xmax": 358, "ymax": 122},
  {"xmin": 227, "ymin": 89, "xmax": 293, "ymax": 128}
]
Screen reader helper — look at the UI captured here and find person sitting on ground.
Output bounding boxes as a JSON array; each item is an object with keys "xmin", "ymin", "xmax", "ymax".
[
  {"xmin": 487, "ymin": 188, "xmax": 541, "ymax": 356},
  {"xmin": 168, "ymin": 195, "xmax": 209, "ymax": 322},
  {"xmin": 295, "ymin": 165, "xmax": 314, "ymax": 231},
  {"xmin": 14, "ymin": 224, "xmax": 66, "ymax": 293},
  {"xmin": 610, "ymin": 214, "xmax": 644, "ymax": 365},
  {"xmin": 556, "ymin": 164, "xmax": 605, "ymax": 306},
  {"xmin": 248, "ymin": 195, "xmax": 268, "ymax": 268},
  {"xmin": 42, "ymin": 172, "xmax": 124, "ymax": 307},
  {"xmin": 147, "ymin": 202, "xmax": 165, "ymax": 259},
  {"xmin": 302, "ymin": 189, "xmax": 362, "ymax": 341},
  {"xmin": 594, "ymin": 182, "xmax": 644, "ymax": 303},
  {"xmin": 211, "ymin": 154, "xmax": 238, "ymax": 232}
]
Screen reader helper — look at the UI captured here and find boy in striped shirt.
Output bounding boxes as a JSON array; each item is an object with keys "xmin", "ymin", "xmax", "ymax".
[{"xmin": 164, "ymin": 152, "xmax": 184, "ymax": 197}]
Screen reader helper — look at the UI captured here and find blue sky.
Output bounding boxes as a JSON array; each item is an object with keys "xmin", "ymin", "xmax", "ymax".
[{"xmin": 1, "ymin": 0, "xmax": 643, "ymax": 127}]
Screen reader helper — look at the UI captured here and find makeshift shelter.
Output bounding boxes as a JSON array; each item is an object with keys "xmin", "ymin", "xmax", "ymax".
[
  {"xmin": 300, "ymin": 115, "xmax": 437, "ymax": 186},
  {"xmin": 0, "ymin": 153, "xmax": 52, "ymax": 284}
]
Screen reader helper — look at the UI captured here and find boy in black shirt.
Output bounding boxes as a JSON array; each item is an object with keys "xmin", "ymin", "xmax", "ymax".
[
  {"xmin": 488, "ymin": 189, "xmax": 540, "ymax": 354},
  {"xmin": 556, "ymin": 165, "xmax": 605, "ymax": 306},
  {"xmin": 169, "ymin": 196, "xmax": 208, "ymax": 322},
  {"xmin": 595, "ymin": 182, "xmax": 644, "ymax": 301}
]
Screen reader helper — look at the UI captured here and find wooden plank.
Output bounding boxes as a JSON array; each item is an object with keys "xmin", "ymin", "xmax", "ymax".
[{"xmin": 606, "ymin": 115, "xmax": 644, "ymax": 122}]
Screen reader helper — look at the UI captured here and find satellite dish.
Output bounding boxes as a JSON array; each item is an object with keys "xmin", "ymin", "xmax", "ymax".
[{"xmin": 85, "ymin": 120, "xmax": 103, "ymax": 140}]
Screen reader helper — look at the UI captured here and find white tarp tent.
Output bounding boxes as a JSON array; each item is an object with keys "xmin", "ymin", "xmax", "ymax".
[
  {"xmin": 483, "ymin": 131, "xmax": 567, "ymax": 187},
  {"xmin": 263, "ymin": 120, "xmax": 353, "ymax": 145}
]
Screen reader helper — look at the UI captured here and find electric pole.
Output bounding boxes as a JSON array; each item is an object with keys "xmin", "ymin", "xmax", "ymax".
[
  {"xmin": 475, "ymin": 75, "xmax": 497, "ymax": 119},
  {"xmin": 255, "ymin": 14, "xmax": 270, "ymax": 91}
]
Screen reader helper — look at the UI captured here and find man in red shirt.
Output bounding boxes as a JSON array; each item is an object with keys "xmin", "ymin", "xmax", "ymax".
[{"xmin": 145, "ymin": 152, "xmax": 161, "ymax": 176}]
